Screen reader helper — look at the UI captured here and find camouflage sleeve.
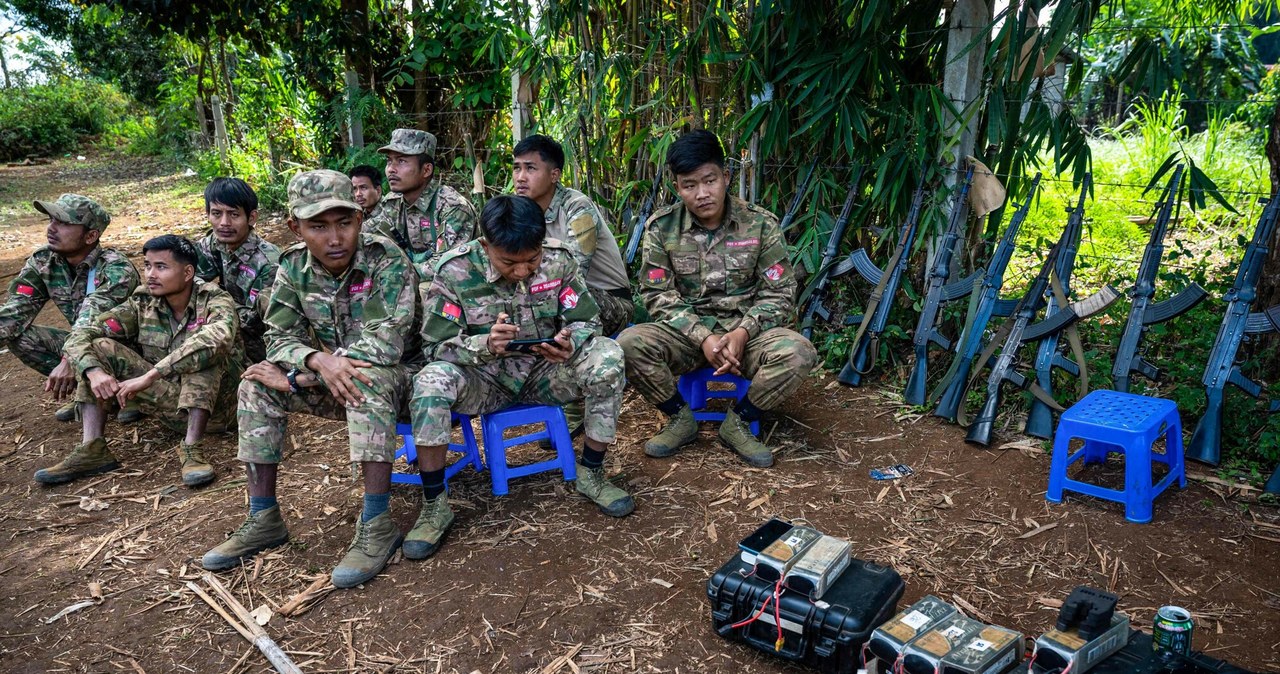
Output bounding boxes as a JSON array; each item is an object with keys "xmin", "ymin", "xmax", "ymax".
[
  {"xmin": 340, "ymin": 252, "xmax": 419, "ymax": 366},
  {"xmin": 562, "ymin": 207, "xmax": 601, "ymax": 276},
  {"xmin": 246, "ymin": 253, "xmax": 280, "ymax": 323},
  {"xmin": 736, "ymin": 217, "xmax": 796, "ymax": 337},
  {"xmin": 637, "ymin": 222, "xmax": 715, "ymax": 346},
  {"xmin": 420, "ymin": 275, "xmax": 495, "ymax": 367},
  {"xmin": 559, "ymin": 255, "xmax": 601, "ymax": 350},
  {"xmin": 439, "ymin": 200, "xmax": 479, "ymax": 251},
  {"xmin": 65, "ymin": 299, "xmax": 141, "ymax": 375},
  {"xmin": 152, "ymin": 291, "xmax": 240, "ymax": 377},
  {"xmin": 72, "ymin": 257, "xmax": 140, "ymax": 331},
  {"xmin": 263, "ymin": 267, "xmax": 319, "ymax": 372},
  {"xmin": 194, "ymin": 239, "xmax": 219, "ymax": 283},
  {"xmin": 0, "ymin": 257, "xmax": 50, "ymax": 342}
]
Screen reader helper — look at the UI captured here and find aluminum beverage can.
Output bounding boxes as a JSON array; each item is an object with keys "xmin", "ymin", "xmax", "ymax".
[{"xmin": 1152, "ymin": 606, "xmax": 1194, "ymax": 657}]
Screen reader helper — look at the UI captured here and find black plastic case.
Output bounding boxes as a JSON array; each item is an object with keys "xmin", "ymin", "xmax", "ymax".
[
  {"xmin": 707, "ymin": 554, "xmax": 905, "ymax": 673},
  {"xmin": 1085, "ymin": 632, "xmax": 1255, "ymax": 674}
]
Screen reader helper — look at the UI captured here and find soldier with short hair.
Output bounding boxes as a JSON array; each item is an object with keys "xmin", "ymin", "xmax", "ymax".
[
  {"xmin": 617, "ymin": 130, "xmax": 817, "ymax": 468},
  {"xmin": 38, "ymin": 234, "xmax": 243, "ymax": 487},
  {"xmin": 202, "ymin": 170, "xmax": 420, "ymax": 589},
  {"xmin": 364, "ymin": 128, "xmax": 478, "ymax": 284},
  {"xmin": 405, "ymin": 195, "xmax": 634, "ymax": 561},
  {"xmin": 194, "ymin": 177, "xmax": 281, "ymax": 363},
  {"xmin": 0, "ymin": 194, "xmax": 139, "ymax": 423},
  {"xmin": 349, "ymin": 164, "xmax": 385, "ymax": 220}
]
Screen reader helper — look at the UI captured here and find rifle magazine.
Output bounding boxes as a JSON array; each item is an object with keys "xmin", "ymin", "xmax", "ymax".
[
  {"xmin": 939, "ymin": 271, "xmax": 981, "ymax": 302},
  {"xmin": 1245, "ymin": 310, "xmax": 1279, "ymax": 334},
  {"xmin": 1142, "ymin": 283, "xmax": 1208, "ymax": 324}
]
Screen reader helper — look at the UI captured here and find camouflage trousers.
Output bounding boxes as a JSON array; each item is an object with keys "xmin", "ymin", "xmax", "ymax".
[
  {"xmin": 73, "ymin": 338, "xmax": 239, "ymax": 432},
  {"xmin": 237, "ymin": 363, "xmax": 411, "ymax": 464},
  {"xmin": 590, "ymin": 288, "xmax": 634, "ymax": 337},
  {"xmin": 3, "ymin": 324, "xmax": 68, "ymax": 376},
  {"xmin": 411, "ymin": 337, "xmax": 625, "ymax": 445},
  {"xmin": 617, "ymin": 323, "xmax": 817, "ymax": 410}
]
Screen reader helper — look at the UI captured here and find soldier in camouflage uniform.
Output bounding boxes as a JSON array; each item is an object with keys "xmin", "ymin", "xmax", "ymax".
[
  {"xmin": 194, "ymin": 178, "xmax": 281, "ymax": 363},
  {"xmin": 349, "ymin": 164, "xmax": 385, "ymax": 222},
  {"xmin": 0, "ymin": 194, "xmax": 138, "ymax": 422},
  {"xmin": 37, "ymin": 235, "xmax": 243, "ymax": 487},
  {"xmin": 617, "ymin": 130, "xmax": 817, "ymax": 468},
  {"xmin": 364, "ymin": 128, "xmax": 478, "ymax": 284},
  {"xmin": 202, "ymin": 170, "xmax": 420, "ymax": 590},
  {"xmin": 405, "ymin": 195, "xmax": 634, "ymax": 560}
]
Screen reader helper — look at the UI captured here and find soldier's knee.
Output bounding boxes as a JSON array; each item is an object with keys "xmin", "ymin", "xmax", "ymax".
[
  {"xmin": 616, "ymin": 325, "xmax": 655, "ymax": 359},
  {"xmin": 237, "ymin": 377, "xmax": 282, "ymax": 410},
  {"xmin": 412, "ymin": 361, "xmax": 463, "ymax": 400},
  {"xmin": 90, "ymin": 337, "xmax": 116, "ymax": 352},
  {"xmin": 582, "ymin": 338, "xmax": 625, "ymax": 382}
]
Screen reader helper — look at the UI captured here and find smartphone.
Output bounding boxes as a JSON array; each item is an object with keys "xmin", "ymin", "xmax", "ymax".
[{"xmin": 507, "ymin": 337, "xmax": 557, "ymax": 353}]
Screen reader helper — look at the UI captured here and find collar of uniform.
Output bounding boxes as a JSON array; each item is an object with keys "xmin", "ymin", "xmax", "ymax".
[
  {"xmin": 401, "ymin": 182, "xmax": 440, "ymax": 212},
  {"xmin": 74, "ymin": 244, "xmax": 104, "ymax": 273},
  {"xmin": 681, "ymin": 195, "xmax": 744, "ymax": 235},
  {"xmin": 544, "ymin": 184, "xmax": 570, "ymax": 223},
  {"xmin": 209, "ymin": 232, "xmax": 261, "ymax": 262},
  {"xmin": 298, "ymin": 239, "xmax": 370, "ymax": 281},
  {"xmin": 144, "ymin": 280, "xmax": 201, "ymax": 324},
  {"xmin": 480, "ymin": 238, "xmax": 505, "ymax": 284}
]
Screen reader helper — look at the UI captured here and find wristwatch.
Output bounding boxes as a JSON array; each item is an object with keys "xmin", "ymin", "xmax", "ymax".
[{"xmin": 285, "ymin": 367, "xmax": 301, "ymax": 394}]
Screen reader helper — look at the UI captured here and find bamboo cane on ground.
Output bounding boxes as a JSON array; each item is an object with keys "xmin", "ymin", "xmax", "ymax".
[{"xmin": 186, "ymin": 574, "xmax": 302, "ymax": 674}]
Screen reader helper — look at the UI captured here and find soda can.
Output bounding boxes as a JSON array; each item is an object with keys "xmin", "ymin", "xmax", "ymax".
[{"xmin": 1152, "ymin": 606, "xmax": 1194, "ymax": 657}]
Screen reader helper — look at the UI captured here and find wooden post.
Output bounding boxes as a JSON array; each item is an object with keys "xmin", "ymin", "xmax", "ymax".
[
  {"xmin": 211, "ymin": 94, "xmax": 229, "ymax": 165},
  {"xmin": 511, "ymin": 71, "xmax": 526, "ymax": 143},
  {"xmin": 344, "ymin": 70, "xmax": 364, "ymax": 149},
  {"xmin": 934, "ymin": 0, "xmax": 990, "ymax": 269}
]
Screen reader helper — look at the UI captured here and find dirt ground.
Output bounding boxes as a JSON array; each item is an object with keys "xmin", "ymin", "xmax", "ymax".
[{"xmin": 0, "ymin": 156, "xmax": 1277, "ymax": 674}]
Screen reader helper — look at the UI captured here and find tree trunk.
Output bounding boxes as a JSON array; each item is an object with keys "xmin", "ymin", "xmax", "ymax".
[
  {"xmin": 410, "ymin": 0, "xmax": 429, "ymax": 120},
  {"xmin": 0, "ymin": 41, "xmax": 11, "ymax": 88},
  {"xmin": 1258, "ymin": 100, "xmax": 1280, "ymax": 377}
]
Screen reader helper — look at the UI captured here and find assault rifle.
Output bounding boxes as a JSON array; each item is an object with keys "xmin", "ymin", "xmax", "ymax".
[
  {"xmin": 799, "ymin": 167, "xmax": 865, "ymax": 340},
  {"xmin": 837, "ymin": 174, "xmax": 928, "ymax": 387},
  {"xmin": 962, "ymin": 227, "xmax": 1121, "ymax": 446},
  {"xmin": 1111, "ymin": 165, "xmax": 1209, "ymax": 391},
  {"xmin": 624, "ymin": 176, "xmax": 663, "ymax": 266},
  {"xmin": 1024, "ymin": 174, "xmax": 1092, "ymax": 439},
  {"xmin": 903, "ymin": 164, "xmax": 977, "ymax": 405},
  {"xmin": 1187, "ymin": 192, "xmax": 1280, "ymax": 467},
  {"xmin": 780, "ymin": 158, "xmax": 820, "ymax": 234},
  {"xmin": 930, "ymin": 173, "xmax": 1042, "ymax": 420}
]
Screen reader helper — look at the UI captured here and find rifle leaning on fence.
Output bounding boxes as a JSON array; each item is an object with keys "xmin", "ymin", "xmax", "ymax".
[
  {"xmin": 1023, "ymin": 174, "xmax": 1093, "ymax": 439},
  {"xmin": 961, "ymin": 226, "xmax": 1121, "ymax": 446},
  {"xmin": 780, "ymin": 158, "xmax": 821, "ymax": 234},
  {"xmin": 624, "ymin": 176, "xmax": 664, "ymax": 266},
  {"xmin": 1111, "ymin": 165, "xmax": 1209, "ymax": 392},
  {"xmin": 1187, "ymin": 192, "xmax": 1280, "ymax": 468},
  {"xmin": 837, "ymin": 175, "xmax": 928, "ymax": 387},
  {"xmin": 929, "ymin": 173, "xmax": 1042, "ymax": 420},
  {"xmin": 903, "ymin": 163, "xmax": 977, "ymax": 405},
  {"xmin": 798, "ymin": 167, "xmax": 865, "ymax": 340}
]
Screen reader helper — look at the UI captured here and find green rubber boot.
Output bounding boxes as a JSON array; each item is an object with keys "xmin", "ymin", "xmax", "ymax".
[
  {"xmin": 403, "ymin": 492, "xmax": 454, "ymax": 560},
  {"xmin": 331, "ymin": 512, "xmax": 403, "ymax": 589},
  {"xmin": 201, "ymin": 506, "xmax": 290, "ymax": 571},
  {"xmin": 575, "ymin": 463, "xmax": 636, "ymax": 517},
  {"xmin": 718, "ymin": 410, "xmax": 774, "ymax": 468},
  {"xmin": 643, "ymin": 406, "xmax": 697, "ymax": 458},
  {"xmin": 34, "ymin": 438, "xmax": 119, "ymax": 485},
  {"xmin": 177, "ymin": 440, "xmax": 216, "ymax": 487}
]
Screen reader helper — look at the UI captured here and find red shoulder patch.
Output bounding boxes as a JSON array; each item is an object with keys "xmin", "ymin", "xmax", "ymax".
[
  {"xmin": 440, "ymin": 302, "xmax": 462, "ymax": 321},
  {"xmin": 104, "ymin": 318, "xmax": 123, "ymax": 333},
  {"xmin": 764, "ymin": 263, "xmax": 784, "ymax": 281},
  {"xmin": 15, "ymin": 284, "xmax": 34, "ymax": 297},
  {"xmin": 559, "ymin": 286, "xmax": 579, "ymax": 309},
  {"xmin": 647, "ymin": 268, "xmax": 666, "ymax": 282}
]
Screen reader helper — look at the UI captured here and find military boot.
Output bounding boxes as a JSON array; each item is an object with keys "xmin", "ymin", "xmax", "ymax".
[
  {"xmin": 176, "ymin": 440, "xmax": 216, "ymax": 487},
  {"xmin": 331, "ymin": 512, "xmax": 403, "ymax": 589},
  {"xmin": 718, "ymin": 410, "xmax": 774, "ymax": 468},
  {"xmin": 54, "ymin": 401, "xmax": 77, "ymax": 423},
  {"xmin": 34, "ymin": 438, "xmax": 119, "ymax": 485},
  {"xmin": 201, "ymin": 506, "xmax": 290, "ymax": 571},
  {"xmin": 643, "ymin": 406, "xmax": 697, "ymax": 458},
  {"xmin": 403, "ymin": 492, "xmax": 454, "ymax": 560},
  {"xmin": 117, "ymin": 403, "xmax": 143, "ymax": 424},
  {"xmin": 575, "ymin": 463, "xmax": 636, "ymax": 517}
]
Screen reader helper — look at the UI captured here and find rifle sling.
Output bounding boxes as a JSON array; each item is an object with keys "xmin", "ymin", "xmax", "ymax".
[
  {"xmin": 1050, "ymin": 272, "xmax": 1091, "ymax": 401},
  {"xmin": 928, "ymin": 274, "xmax": 986, "ymax": 406},
  {"xmin": 845, "ymin": 230, "xmax": 910, "ymax": 376}
]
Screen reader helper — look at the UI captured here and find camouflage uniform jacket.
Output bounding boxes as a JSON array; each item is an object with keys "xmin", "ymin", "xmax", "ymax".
[
  {"xmin": 0, "ymin": 245, "xmax": 139, "ymax": 342},
  {"xmin": 421, "ymin": 238, "xmax": 600, "ymax": 367},
  {"xmin": 65, "ymin": 280, "xmax": 243, "ymax": 377},
  {"xmin": 638, "ymin": 196, "xmax": 796, "ymax": 346},
  {"xmin": 364, "ymin": 200, "xmax": 385, "ymax": 223},
  {"xmin": 194, "ymin": 230, "xmax": 281, "ymax": 328},
  {"xmin": 363, "ymin": 183, "xmax": 478, "ymax": 283},
  {"xmin": 265, "ymin": 234, "xmax": 421, "ymax": 373},
  {"xmin": 543, "ymin": 185, "xmax": 630, "ymax": 293}
]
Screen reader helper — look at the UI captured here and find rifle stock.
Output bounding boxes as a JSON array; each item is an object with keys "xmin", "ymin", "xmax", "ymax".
[
  {"xmin": 903, "ymin": 164, "xmax": 975, "ymax": 405},
  {"xmin": 799, "ymin": 167, "xmax": 864, "ymax": 340},
  {"xmin": 624, "ymin": 176, "xmax": 663, "ymax": 266}
]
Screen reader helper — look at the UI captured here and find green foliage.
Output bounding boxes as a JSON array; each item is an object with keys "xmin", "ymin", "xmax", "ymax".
[{"xmin": 0, "ymin": 80, "xmax": 131, "ymax": 160}]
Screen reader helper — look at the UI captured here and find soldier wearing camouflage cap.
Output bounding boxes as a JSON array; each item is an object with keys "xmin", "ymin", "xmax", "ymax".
[
  {"xmin": 202, "ymin": 169, "xmax": 422, "ymax": 590},
  {"xmin": 39, "ymin": 235, "xmax": 244, "ymax": 487},
  {"xmin": 617, "ymin": 130, "xmax": 817, "ymax": 468},
  {"xmin": 406, "ymin": 195, "xmax": 634, "ymax": 561},
  {"xmin": 0, "ymin": 193, "xmax": 138, "ymax": 423},
  {"xmin": 365, "ymin": 128, "xmax": 478, "ymax": 284}
]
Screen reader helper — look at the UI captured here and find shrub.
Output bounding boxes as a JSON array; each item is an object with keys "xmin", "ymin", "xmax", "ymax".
[{"xmin": 0, "ymin": 80, "xmax": 132, "ymax": 160}]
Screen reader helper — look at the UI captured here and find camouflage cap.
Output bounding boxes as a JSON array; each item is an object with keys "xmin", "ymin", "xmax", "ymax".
[
  {"xmin": 378, "ymin": 128, "xmax": 437, "ymax": 158},
  {"xmin": 33, "ymin": 194, "xmax": 111, "ymax": 232},
  {"xmin": 288, "ymin": 169, "xmax": 363, "ymax": 220}
]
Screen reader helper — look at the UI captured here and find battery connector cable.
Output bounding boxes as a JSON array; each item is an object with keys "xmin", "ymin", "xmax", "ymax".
[
  {"xmin": 728, "ymin": 573, "xmax": 787, "ymax": 652},
  {"xmin": 1027, "ymin": 645, "xmax": 1072, "ymax": 674}
]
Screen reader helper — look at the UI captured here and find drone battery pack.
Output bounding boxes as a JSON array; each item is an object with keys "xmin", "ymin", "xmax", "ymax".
[
  {"xmin": 939, "ymin": 624, "xmax": 1024, "ymax": 674},
  {"xmin": 866, "ymin": 595, "xmax": 958, "ymax": 665},
  {"xmin": 900, "ymin": 615, "xmax": 987, "ymax": 674}
]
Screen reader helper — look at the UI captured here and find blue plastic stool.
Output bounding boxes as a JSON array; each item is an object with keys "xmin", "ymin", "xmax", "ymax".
[
  {"xmin": 392, "ymin": 412, "xmax": 483, "ymax": 487},
  {"xmin": 479, "ymin": 403, "xmax": 577, "ymax": 496},
  {"xmin": 678, "ymin": 368, "xmax": 760, "ymax": 436},
  {"xmin": 1046, "ymin": 390, "xmax": 1186, "ymax": 523}
]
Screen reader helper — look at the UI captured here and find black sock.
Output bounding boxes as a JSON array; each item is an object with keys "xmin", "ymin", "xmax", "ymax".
[
  {"xmin": 656, "ymin": 393, "xmax": 687, "ymax": 416},
  {"xmin": 734, "ymin": 396, "xmax": 765, "ymax": 422},
  {"xmin": 420, "ymin": 469, "xmax": 446, "ymax": 499},
  {"xmin": 581, "ymin": 446, "xmax": 606, "ymax": 469}
]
